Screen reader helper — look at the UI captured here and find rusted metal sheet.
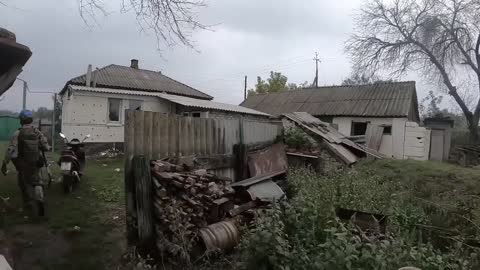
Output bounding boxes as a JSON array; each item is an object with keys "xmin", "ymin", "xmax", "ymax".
[
  {"xmin": 199, "ymin": 220, "xmax": 240, "ymax": 252},
  {"xmin": 247, "ymin": 143, "xmax": 288, "ymax": 177},
  {"xmin": 231, "ymin": 171, "xmax": 286, "ymax": 188},
  {"xmin": 229, "ymin": 200, "xmax": 257, "ymax": 217},
  {"xmin": 336, "ymin": 208, "xmax": 387, "ymax": 235},
  {"xmin": 247, "ymin": 180, "xmax": 285, "ymax": 202}
]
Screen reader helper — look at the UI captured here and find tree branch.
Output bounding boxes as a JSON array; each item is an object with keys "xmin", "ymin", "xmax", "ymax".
[
  {"xmin": 78, "ymin": 0, "xmax": 210, "ymax": 50},
  {"xmin": 473, "ymin": 33, "xmax": 480, "ymax": 118}
]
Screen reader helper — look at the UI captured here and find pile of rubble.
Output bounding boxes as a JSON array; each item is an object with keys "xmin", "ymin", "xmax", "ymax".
[
  {"xmin": 150, "ymin": 160, "xmax": 236, "ymax": 259},
  {"xmin": 97, "ymin": 147, "xmax": 123, "ymax": 158}
]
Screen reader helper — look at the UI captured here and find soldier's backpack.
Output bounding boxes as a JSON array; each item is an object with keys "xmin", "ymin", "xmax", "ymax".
[{"xmin": 18, "ymin": 127, "xmax": 41, "ymax": 166}]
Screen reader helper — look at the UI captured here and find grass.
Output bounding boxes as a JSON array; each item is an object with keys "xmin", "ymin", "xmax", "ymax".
[
  {"xmin": 237, "ymin": 159, "xmax": 480, "ymax": 269},
  {"xmin": 0, "ymin": 141, "xmax": 126, "ymax": 270}
]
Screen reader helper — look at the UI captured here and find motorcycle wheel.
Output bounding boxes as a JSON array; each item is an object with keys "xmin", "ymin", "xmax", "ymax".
[{"xmin": 63, "ymin": 175, "xmax": 74, "ymax": 194}]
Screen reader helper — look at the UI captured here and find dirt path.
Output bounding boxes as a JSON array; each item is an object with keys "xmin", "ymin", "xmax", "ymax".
[{"xmin": 0, "ymin": 156, "xmax": 127, "ymax": 270}]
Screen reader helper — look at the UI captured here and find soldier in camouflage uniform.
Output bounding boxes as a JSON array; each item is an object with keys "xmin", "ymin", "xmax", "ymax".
[{"xmin": 1, "ymin": 110, "xmax": 50, "ymax": 215}]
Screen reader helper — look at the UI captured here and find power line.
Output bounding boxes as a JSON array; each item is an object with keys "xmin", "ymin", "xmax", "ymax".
[{"xmin": 192, "ymin": 58, "xmax": 312, "ymax": 85}]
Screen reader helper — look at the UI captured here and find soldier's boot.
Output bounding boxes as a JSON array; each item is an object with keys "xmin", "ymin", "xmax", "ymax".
[
  {"xmin": 37, "ymin": 201, "xmax": 45, "ymax": 217},
  {"xmin": 34, "ymin": 185, "xmax": 45, "ymax": 217}
]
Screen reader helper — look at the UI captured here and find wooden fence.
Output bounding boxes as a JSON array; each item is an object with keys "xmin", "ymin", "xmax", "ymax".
[{"xmin": 124, "ymin": 110, "xmax": 282, "ymax": 243}]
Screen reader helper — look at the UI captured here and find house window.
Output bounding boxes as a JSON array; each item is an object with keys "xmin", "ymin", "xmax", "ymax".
[
  {"xmin": 351, "ymin": 121, "xmax": 368, "ymax": 136},
  {"xmin": 383, "ymin": 125, "xmax": 392, "ymax": 135},
  {"xmin": 108, "ymin": 98, "xmax": 121, "ymax": 122},
  {"xmin": 129, "ymin": 100, "xmax": 143, "ymax": 110},
  {"xmin": 191, "ymin": 112, "xmax": 201, "ymax": 118}
]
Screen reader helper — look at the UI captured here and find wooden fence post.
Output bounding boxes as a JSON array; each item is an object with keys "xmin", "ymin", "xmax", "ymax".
[
  {"xmin": 124, "ymin": 110, "xmax": 138, "ymax": 244},
  {"xmin": 133, "ymin": 155, "xmax": 154, "ymax": 250}
]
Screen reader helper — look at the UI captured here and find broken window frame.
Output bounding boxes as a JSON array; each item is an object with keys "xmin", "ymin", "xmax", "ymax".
[
  {"xmin": 351, "ymin": 121, "xmax": 368, "ymax": 136},
  {"xmin": 382, "ymin": 125, "xmax": 392, "ymax": 135},
  {"xmin": 108, "ymin": 98, "xmax": 122, "ymax": 122}
]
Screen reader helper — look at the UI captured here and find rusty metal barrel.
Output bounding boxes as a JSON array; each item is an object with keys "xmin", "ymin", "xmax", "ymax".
[{"xmin": 199, "ymin": 220, "xmax": 240, "ymax": 252}]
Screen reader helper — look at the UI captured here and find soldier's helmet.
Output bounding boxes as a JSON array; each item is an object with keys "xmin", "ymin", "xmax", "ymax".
[{"xmin": 19, "ymin": 109, "xmax": 33, "ymax": 124}]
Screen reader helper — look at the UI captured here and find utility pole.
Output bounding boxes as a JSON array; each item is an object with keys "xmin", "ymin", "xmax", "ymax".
[
  {"xmin": 313, "ymin": 52, "xmax": 321, "ymax": 88},
  {"xmin": 16, "ymin": 78, "xmax": 28, "ymax": 109},
  {"xmin": 22, "ymin": 80, "xmax": 27, "ymax": 109},
  {"xmin": 52, "ymin": 93, "xmax": 57, "ymax": 152},
  {"xmin": 244, "ymin": 76, "xmax": 247, "ymax": 100}
]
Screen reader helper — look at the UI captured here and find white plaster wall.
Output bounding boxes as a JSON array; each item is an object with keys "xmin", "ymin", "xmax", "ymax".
[
  {"xmin": 61, "ymin": 90, "xmax": 174, "ymax": 142},
  {"xmin": 332, "ymin": 117, "xmax": 408, "ymax": 159},
  {"xmin": 403, "ymin": 121, "xmax": 431, "ymax": 160}
]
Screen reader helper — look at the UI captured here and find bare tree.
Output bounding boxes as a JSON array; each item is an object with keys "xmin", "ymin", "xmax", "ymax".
[
  {"xmin": 346, "ymin": 0, "xmax": 480, "ymax": 141},
  {"xmin": 78, "ymin": 0, "xmax": 209, "ymax": 49}
]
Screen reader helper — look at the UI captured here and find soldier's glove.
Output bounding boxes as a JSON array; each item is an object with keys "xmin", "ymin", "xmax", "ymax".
[{"xmin": 1, "ymin": 161, "xmax": 7, "ymax": 176}]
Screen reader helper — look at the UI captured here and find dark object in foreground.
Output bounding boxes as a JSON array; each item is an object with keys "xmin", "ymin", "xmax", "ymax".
[
  {"xmin": 0, "ymin": 28, "xmax": 32, "ymax": 95},
  {"xmin": 336, "ymin": 208, "xmax": 388, "ymax": 236}
]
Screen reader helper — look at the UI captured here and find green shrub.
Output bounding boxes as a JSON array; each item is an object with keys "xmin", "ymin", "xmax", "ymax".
[
  {"xmin": 237, "ymin": 165, "xmax": 480, "ymax": 270},
  {"xmin": 284, "ymin": 127, "xmax": 312, "ymax": 149}
]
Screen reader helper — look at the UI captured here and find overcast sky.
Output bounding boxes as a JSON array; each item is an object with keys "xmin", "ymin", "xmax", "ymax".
[{"xmin": 1, "ymin": 0, "xmax": 436, "ymax": 112}]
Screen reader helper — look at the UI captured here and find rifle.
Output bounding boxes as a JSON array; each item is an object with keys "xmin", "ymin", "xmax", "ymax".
[
  {"xmin": 42, "ymin": 150, "xmax": 53, "ymax": 188},
  {"xmin": 38, "ymin": 120, "xmax": 53, "ymax": 188}
]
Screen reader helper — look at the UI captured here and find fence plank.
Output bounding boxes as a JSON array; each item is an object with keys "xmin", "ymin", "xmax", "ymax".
[
  {"xmin": 144, "ymin": 111, "xmax": 153, "ymax": 160},
  {"xmin": 200, "ymin": 118, "xmax": 207, "ymax": 155},
  {"xmin": 186, "ymin": 117, "xmax": 193, "ymax": 156},
  {"xmin": 212, "ymin": 119, "xmax": 218, "ymax": 154},
  {"xmin": 179, "ymin": 117, "xmax": 187, "ymax": 156},
  {"xmin": 194, "ymin": 119, "xmax": 200, "ymax": 155},
  {"xmin": 134, "ymin": 110, "xmax": 145, "ymax": 156},
  {"xmin": 218, "ymin": 119, "xmax": 225, "ymax": 154},
  {"xmin": 206, "ymin": 119, "xmax": 213, "ymax": 155},
  {"xmin": 124, "ymin": 110, "xmax": 137, "ymax": 244},
  {"xmin": 159, "ymin": 116, "xmax": 168, "ymax": 157},
  {"xmin": 170, "ymin": 116, "xmax": 178, "ymax": 157},
  {"xmin": 152, "ymin": 115, "xmax": 161, "ymax": 159}
]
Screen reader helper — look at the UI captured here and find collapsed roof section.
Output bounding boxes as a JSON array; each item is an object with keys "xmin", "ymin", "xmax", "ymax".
[{"xmin": 282, "ymin": 112, "xmax": 383, "ymax": 165}]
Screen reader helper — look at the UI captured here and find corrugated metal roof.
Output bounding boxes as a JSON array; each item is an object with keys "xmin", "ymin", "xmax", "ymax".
[
  {"xmin": 241, "ymin": 81, "xmax": 418, "ymax": 118},
  {"xmin": 69, "ymin": 85, "xmax": 270, "ymax": 117},
  {"xmin": 62, "ymin": 64, "xmax": 213, "ymax": 100}
]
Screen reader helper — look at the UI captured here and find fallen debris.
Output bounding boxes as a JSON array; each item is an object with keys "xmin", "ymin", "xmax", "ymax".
[
  {"xmin": 451, "ymin": 145, "xmax": 480, "ymax": 166},
  {"xmin": 150, "ymin": 160, "xmax": 236, "ymax": 260},
  {"xmin": 282, "ymin": 112, "xmax": 384, "ymax": 165},
  {"xmin": 95, "ymin": 147, "xmax": 123, "ymax": 159}
]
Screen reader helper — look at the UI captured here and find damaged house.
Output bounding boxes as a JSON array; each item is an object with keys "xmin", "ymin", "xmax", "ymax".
[
  {"xmin": 59, "ymin": 59, "xmax": 269, "ymax": 144},
  {"xmin": 241, "ymin": 81, "xmax": 442, "ymax": 160}
]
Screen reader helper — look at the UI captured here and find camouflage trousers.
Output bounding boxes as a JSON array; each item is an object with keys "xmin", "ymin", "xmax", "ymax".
[{"xmin": 16, "ymin": 166, "xmax": 44, "ymax": 209}]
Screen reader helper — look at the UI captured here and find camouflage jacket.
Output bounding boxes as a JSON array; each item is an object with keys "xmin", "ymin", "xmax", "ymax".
[{"xmin": 3, "ymin": 124, "xmax": 50, "ymax": 164}]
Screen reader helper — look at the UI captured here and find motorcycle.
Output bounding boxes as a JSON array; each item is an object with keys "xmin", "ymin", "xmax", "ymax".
[{"xmin": 58, "ymin": 133, "xmax": 90, "ymax": 193}]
